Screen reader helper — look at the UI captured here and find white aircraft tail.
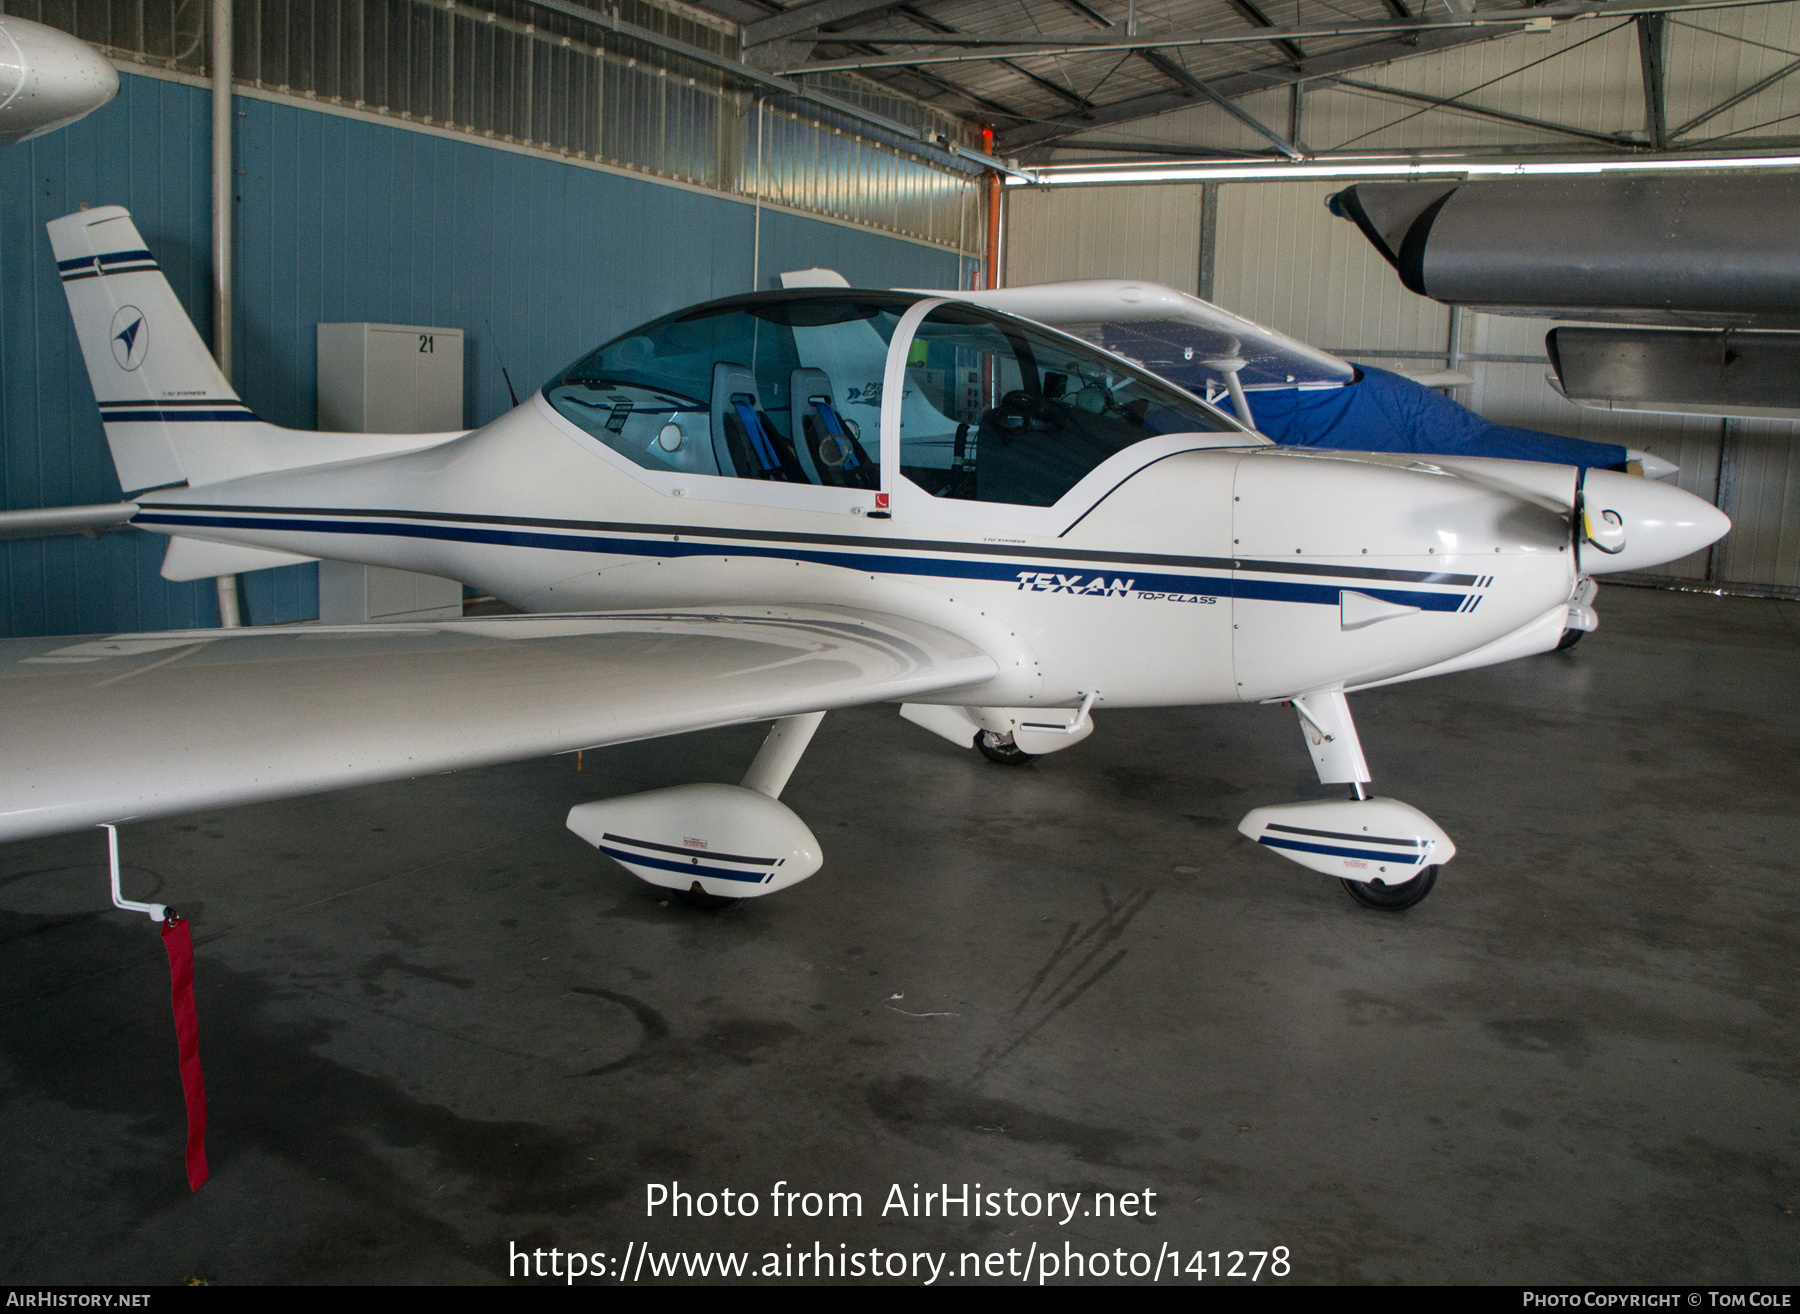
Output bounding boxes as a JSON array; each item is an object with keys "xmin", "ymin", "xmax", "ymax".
[{"xmin": 48, "ymin": 206, "xmax": 463, "ymax": 494}]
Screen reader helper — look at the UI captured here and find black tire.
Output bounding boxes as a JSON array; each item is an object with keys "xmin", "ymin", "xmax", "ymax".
[
  {"xmin": 673, "ymin": 882, "xmax": 744, "ymax": 912},
  {"xmin": 976, "ymin": 730, "xmax": 1038, "ymax": 765},
  {"xmin": 1342, "ymin": 865, "xmax": 1438, "ymax": 911},
  {"xmin": 1554, "ymin": 627, "xmax": 1585, "ymax": 651}
]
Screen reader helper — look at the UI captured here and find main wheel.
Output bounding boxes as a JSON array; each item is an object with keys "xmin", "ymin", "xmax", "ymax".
[
  {"xmin": 673, "ymin": 882, "xmax": 744, "ymax": 912},
  {"xmin": 1341, "ymin": 865, "xmax": 1438, "ymax": 911},
  {"xmin": 976, "ymin": 730, "xmax": 1038, "ymax": 766},
  {"xmin": 1554, "ymin": 627, "xmax": 1585, "ymax": 651}
]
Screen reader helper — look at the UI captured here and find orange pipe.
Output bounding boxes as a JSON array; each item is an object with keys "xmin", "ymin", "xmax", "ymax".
[{"xmin": 985, "ymin": 169, "xmax": 1001, "ymax": 289}]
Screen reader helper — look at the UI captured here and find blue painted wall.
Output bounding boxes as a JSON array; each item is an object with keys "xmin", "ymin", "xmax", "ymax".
[{"xmin": 0, "ymin": 71, "xmax": 964, "ymax": 637}]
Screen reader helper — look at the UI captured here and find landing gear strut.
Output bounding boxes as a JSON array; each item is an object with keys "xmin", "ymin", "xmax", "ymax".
[
  {"xmin": 671, "ymin": 711, "xmax": 828, "ymax": 912},
  {"xmin": 976, "ymin": 730, "xmax": 1038, "ymax": 765},
  {"xmin": 1236, "ymin": 690, "xmax": 1456, "ymax": 910},
  {"xmin": 675, "ymin": 881, "xmax": 744, "ymax": 912},
  {"xmin": 568, "ymin": 712, "xmax": 828, "ymax": 911}
]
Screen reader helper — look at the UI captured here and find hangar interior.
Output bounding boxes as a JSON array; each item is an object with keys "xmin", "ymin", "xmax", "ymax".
[{"xmin": 1, "ymin": 0, "xmax": 1796, "ymax": 1287}]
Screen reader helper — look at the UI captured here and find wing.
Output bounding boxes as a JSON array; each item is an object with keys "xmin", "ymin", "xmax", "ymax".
[
  {"xmin": 0, "ymin": 606, "xmax": 998, "ymax": 843},
  {"xmin": 914, "ymin": 280, "xmax": 1355, "ymax": 394}
]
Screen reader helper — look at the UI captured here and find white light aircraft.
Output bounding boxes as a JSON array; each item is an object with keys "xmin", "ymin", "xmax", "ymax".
[
  {"xmin": 0, "ymin": 206, "xmax": 1730, "ymax": 912},
  {"xmin": 0, "ymin": 16, "xmax": 118, "ymax": 148}
]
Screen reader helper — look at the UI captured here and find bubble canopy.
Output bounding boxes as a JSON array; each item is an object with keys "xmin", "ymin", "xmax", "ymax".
[{"xmin": 543, "ymin": 289, "xmax": 1240, "ymax": 508}]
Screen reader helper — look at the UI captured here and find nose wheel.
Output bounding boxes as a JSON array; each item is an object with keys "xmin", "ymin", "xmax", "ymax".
[
  {"xmin": 976, "ymin": 730, "xmax": 1038, "ymax": 765},
  {"xmin": 1341, "ymin": 865, "xmax": 1438, "ymax": 911}
]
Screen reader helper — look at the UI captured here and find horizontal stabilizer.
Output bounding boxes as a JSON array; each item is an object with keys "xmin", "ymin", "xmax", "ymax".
[{"xmin": 160, "ymin": 536, "xmax": 319, "ymax": 582}]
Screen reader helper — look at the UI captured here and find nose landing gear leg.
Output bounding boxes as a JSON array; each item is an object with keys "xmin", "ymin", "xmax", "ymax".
[{"xmin": 1238, "ymin": 690, "xmax": 1455, "ymax": 911}]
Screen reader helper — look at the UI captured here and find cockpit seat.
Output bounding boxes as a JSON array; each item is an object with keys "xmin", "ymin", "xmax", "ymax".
[
  {"xmin": 789, "ymin": 367, "xmax": 877, "ymax": 490},
  {"xmin": 711, "ymin": 363, "xmax": 809, "ymax": 483}
]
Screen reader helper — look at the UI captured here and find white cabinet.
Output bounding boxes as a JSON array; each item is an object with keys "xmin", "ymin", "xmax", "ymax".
[
  {"xmin": 315, "ymin": 322, "xmax": 467, "ymax": 623},
  {"xmin": 317, "ymin": 323, "xmax": 465, "ymax": 433}
]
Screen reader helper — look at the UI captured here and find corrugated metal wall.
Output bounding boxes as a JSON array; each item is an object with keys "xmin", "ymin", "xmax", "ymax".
[
  {"xmin": 1209, "ymin": 179, "xmax": 1449, "ymax": 358},
  {"xmin": 1004, "ymin": 184, "xmax": 1200, "ymax": 292},
  {"xmin": 2, "ymin": 0, "xmax": 979, "ymax": 249},
  {"xmin": 1006, "ymin": 174, "xmax": 1800, "ymax": 591},
  {"xmin": 0, "ymin": 70, "xmax": 964, "ymax": 637}
]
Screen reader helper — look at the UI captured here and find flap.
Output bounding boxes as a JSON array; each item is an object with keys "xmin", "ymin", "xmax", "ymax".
[{"xmin": 0, "ymin": 606, "xmax": 998, "ymax": 842}]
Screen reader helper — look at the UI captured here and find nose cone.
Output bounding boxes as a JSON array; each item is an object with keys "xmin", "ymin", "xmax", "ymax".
[
  {"xmin": 1579, "ymin": 469, "xmax": 1730, "ymax": 575},
  {"xmin": 0, "ymin": 17, "xmax": 120, "ymax": 148}
]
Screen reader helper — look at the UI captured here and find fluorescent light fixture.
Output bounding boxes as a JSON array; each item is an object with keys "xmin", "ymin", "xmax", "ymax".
[{"xmin": 1008, "ymin": 154, "xmax": 1800, "ymax": 185}]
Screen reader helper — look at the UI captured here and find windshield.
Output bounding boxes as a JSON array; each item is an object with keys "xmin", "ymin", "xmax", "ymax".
[{"xmin": 899, "ymin": 303, "xmax": 1234, "ymax": 506}]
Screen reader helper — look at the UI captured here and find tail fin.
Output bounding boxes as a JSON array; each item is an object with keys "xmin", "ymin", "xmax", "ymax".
[
  {"xmin": 47, "ymin": 206, "xmax": 247, "ymax": 493},
  {"xmin": 49, "ymin": 206, "xmax": 465, "ymax": 494}
]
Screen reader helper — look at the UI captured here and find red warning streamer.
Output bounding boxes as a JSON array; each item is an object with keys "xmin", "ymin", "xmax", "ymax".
[{"xmin": 160, "ymin": 917, "xmax": 209, "ymax": 1191}]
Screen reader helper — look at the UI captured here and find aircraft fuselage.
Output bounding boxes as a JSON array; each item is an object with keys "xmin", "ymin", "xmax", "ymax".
[{"xmin": 131, "ymin": 395, "xmax": 1583, "ymax": 712}]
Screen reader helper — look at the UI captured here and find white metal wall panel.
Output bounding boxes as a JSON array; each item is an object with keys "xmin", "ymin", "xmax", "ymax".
[
  {"xmin": 1661, "ymin": 3, "xmax": 1800, "ymax": 147},
  {"xmin": 1004, "ymin": 184, "xmax": 1201, "ymax": 292},
  {"xmin": 1715, "ymin": 423, "xmax": 1800, "ymax": 589},
  {"xmin": 1210, "ymin": 179, "xmax": 1448, "ymax": 356}
]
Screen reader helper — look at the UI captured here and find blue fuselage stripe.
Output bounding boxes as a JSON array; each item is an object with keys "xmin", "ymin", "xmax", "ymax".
[
  {"xmin": 1258, "ymin": 836, "xmax": 1426, "ymax": 864},
  {"xmin": 597, "ymin": 843, "xmax": 772, "ymax": 884},
  {"xmin": 131, "ymin": 510, "xmax": 1473, "ymax": 611}
]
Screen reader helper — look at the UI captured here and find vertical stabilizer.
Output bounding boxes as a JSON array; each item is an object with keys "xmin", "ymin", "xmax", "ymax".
[
  {"xmin": 47, "ymin": 206, "xmax": 246, "ymax": 493},
  {"xmin": 48, "ymin": 206, "xmax": 466, "ymax": 493}
]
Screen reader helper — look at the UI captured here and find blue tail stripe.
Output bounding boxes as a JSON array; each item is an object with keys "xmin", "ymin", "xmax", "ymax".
[
  {"xmin": 103, "ymin": 409, "xmax": 258, "ymax": 423},
  {"xmin": 57, "ymin": 249, "xmax": 156, "ymax": 271}
]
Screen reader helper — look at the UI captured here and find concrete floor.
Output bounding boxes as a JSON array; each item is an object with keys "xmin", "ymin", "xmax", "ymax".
[{"xmin": 2, "ymin": 584, "xmax": 1796, "ymax": 1285}]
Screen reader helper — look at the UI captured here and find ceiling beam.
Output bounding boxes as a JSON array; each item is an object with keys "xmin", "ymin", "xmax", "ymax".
[
  {"xmin": 889, "ymin": 3, "xmax": 1097, "ymax": 110},
  {"xmin": 743, "ymin": 0, "xmax": 908, "ymax": 48},
  {"xmin": 1135, "ymin": 47, "xmax": 1305, "ymax": 158},
  {"xmin": 1054, "ymin": 0, "xmax": 1115, "ymax": 26},
  {"xmin": 777, "ymin": 0, "xmax": 1778, "ymax": 72},
  {"xmin": 1669, "ymin": 51, "xmax": 1800, "ymax": 137},
  {"xmin": 897, "ymin": 64, "xmax": 1036, "ymax": 121},
  {"xmin": 1043, "ymin": 137, "xmax": 1281, "ymax": 156},
  {"xmin": 1223, "ymin": 0, "xmax": 1307, "ymax": 65},
  {"xmin": 1331, "ymin": 75, "xmax": 1643, "ymax": 145},
  {"xmin": 994, "ymin": 24, "xmax": 1510, "ymax": 151},
  {"xmin": 999, "ymin": 58, "xmax": 1098, "ymax": 109},
  {"xmin": 1637, "ymin": 12, "xmax": 1669, "ymax": 149}
]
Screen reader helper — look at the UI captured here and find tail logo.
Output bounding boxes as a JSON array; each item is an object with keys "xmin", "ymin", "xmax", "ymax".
[{"xmin": 110, "ymin": 306, "xmax": 148, "ymax": 371}]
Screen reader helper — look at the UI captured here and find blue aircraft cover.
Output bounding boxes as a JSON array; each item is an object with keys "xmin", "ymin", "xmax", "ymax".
[{"xmin": 1227, "ymin": 364, "xmax": 1629, "ymax": 469}]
